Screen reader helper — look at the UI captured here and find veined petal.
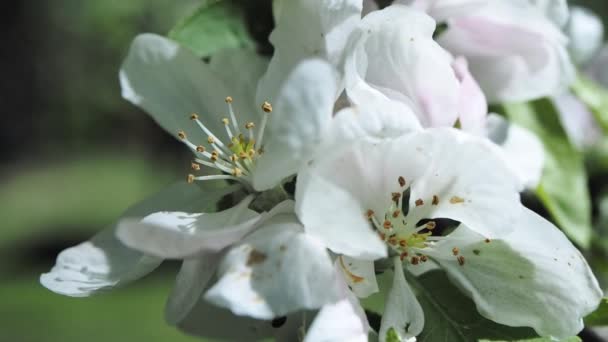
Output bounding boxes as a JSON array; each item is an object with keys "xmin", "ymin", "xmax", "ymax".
[
  {"xmin": 40, "ymin": 182, "xmax": 222, "ymax": 296},
  {"xmin": 205, "ymin": 214, "xmax": 340, "ymax": 319},
  {"xmin": 116, "ymin": 195, "xmax": 260, "ymax": 259},
  {"xmin": 253, "ymin": 59, "xmax": 336, "ymax": 191},
  {"xmin": 344, "ymin": 5, "xmax": 460, "ymax": 128},
  {"xmin": 379, "ymin": 258, "xmax": 424, "ymax": 342},
  {"xmin": 486, "ymin": 114, "xmax": 545, "ymax": 189},
  {"xmin": 165, "ymin": 255, "xmax": 221, "ymax": 325},
  {"xmin": 120, "ymin": 34, "xmax": 266, "ymax": 144},
  {"xmin": 426, "ymin": 207, "xmax": 602, "ymax": 339},
  {"xmin": 338, "ymin": 256, "xmax": 379, "ymax": 298},
  {"xmin": 257, "ymin": 0, "xmax": 362, "ymax": 103}
]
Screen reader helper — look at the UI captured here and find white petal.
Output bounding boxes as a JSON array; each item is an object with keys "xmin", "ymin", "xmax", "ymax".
[
  {"xmin": 205, "ymin": 214, "xmax": 340, "ymax": 319},
  {"xmin": 40, "ymin": 181, "xmax": 216, "ymax": 296},
  {"xmin": 116, "ymin": 195, "xmax": 260, "ymax": 259},
  {"xmin": 426, "ymin": 207, "xmax": 602, "ymax": 339},
  {"xmin": 565, "ymin": 6, "xmax": 604, "ymax": 65},
  {"xmin": 344, "ymin": 5, "xmax": 460, "ymax": 128},
  {"xmin": 120, "ymin": 34, "xmax": 266, "ymax": 144},
  {"xmin": 258, "ymin": 0, "xmax": 362, "ymax": 102},
  {"xmin": 552, "ymin": 92, "xmax": 602, "ymax": 149},
  {"xmin": 451, "ymin": 57, "xmax": 487, "ymax": 135},
  {"xmin": 337, "ymin": 256, "xmax": 379, "ymax": 298},
  {"xmin": 379, "ymin": 258, "xmax": 424, "ymax": 342},
  {"xmin": 436, "ymin": 2, "xmax": 574, "ymax": 102},
  {"xmin": 485, "ymin": 114, "xmax": 545, "ymax": 189},
  {"xmin": 165, "ymin": 255, "xmax": 221, "ymax": 325},
  {"xmin": 304, "ymin": 299, "xmax": 368, "ymax": 342},
  {"xmin": 253, "ymin": 59, "xmax": 336, "ymax": 191}
]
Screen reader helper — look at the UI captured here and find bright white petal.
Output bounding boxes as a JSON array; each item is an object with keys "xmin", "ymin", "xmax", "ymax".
[
  {"xmin": 165, "ymin": 255, "xmax": 221, "ymax": 325},
  {"xmin": 485, "ymin": 114, "xmax": 545, "ymax": 189},
  {"xmin": 426, "ymin": 207, "xmax": 602, "ymax": 339},
  {"xmin": 304, "ymin": 298, "xmax": 368, "ymax": 342},
  {"xmin": 205, "ymin": 214, "xmax": 340, "ymax": 319},
  {"xmin": 40, "ymin": 182, "xmax": 218, "ymax": 296},
  {"xmin": 116, "ymin": 195, "xmax": 260, "ymax": 259},
  {"xmin": 253, "ymin": 59, "xmax": 336, "ymax": 191},
  {"xmin": 552, "ymin": 92, "xmax": 602, "ymax": 149},
  {"xmin": 344, "ymin": 5, "xmax": 460, "ymax": 128},
  {"xmin": 337, "ymin": 256, "xmax": 379, "ymax": 298},
  {"xmin": 452, "ymin": 57, "xmax": 488, "ymax": 135},
  {"xmin": 258, "ymin": 0, "xmax": 362, "ymax": 102},
  {"xmin": 120, "ymin": 34, "xmax": 266, "ymax": 144},
  {"xmin": 379, "ymin": 258, "xmax": 424, "ymax": 342},
  {"xmin": 565, "ymin": 6, "xmax": 604, "ymax": 65}
]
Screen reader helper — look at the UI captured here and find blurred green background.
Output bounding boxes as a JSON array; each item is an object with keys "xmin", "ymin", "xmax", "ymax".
[{"xmin": 1, "ymin": 0, "xmax": 607, "ymax": 341}]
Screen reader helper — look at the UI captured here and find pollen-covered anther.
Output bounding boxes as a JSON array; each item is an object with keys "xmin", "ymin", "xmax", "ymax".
[
  {"xmin": 177, "ymin": 131, "xmax": 187, "ymax": 140},
  {"xmin": 210, "ymin": 151, "xmax": 219, "ymax": 161},
  {"xmin": 366, "ymin": 209, "xmax": 375, "ymax": 219},
  {"xmin": 392, "ymin": 210, "xmax": 400, "ymax": 218},
  {"xmin": 391, "ymin": 192, "xmax": 401, "ymax": 203},
  {"xmin": 245, "ymin": 122, "xmax": 255, "ymax": 129},
  {"xmin": 485, "ymin": 238, "xmax": 491, "ymax": 243},
  {"xmin": 207, "ymin": 136, "xmax": 215, "ymax": 144},
  {"xmin": 399, "ymin": 252, "xmax": 409, "ymax": 261},
  {"xmin": 248, "ymin": 149, "xmax": 256, "ymax": 157},
  {"xmin": 411, "ymin": 256, "xmax": 420, "ymax": 265},
  {"xmin": 399, "ymin": 240, "xmax": 407, "ymax": 247},
  {"xmin": 425, "ymin": 221, "xmax": 436, "ymax": 230},
  {"xmin": 378, "ymin": 232, "xmax": 386, "ymax": 240},
  {"xmin": 196, "ymin": 145, "xmax": 206, "ymax": 153},
  {"xmin": 232, "ymin": 168, "xmax": 243, "ymax": 177},
  {"xmin": 230, "ymin": 154, "xmax": 238, "ymax": 162},
  {"xmin": 452, "ymin": 247, "xmax": 460, "ymax": 256},
  {"xmin": 190, "ymin": 113, "xmax": 199, "ymax": 120},
  {"xmin": 450, "ymin": 196, "xmax": 465, "ymax": 204},
  {"xmin": 239, "ymin": 151, "xmax": 248, "ymax": 159},
  {"xmin": 398, "ymin": 176, "xmax": 406, "ymax": 187},
  {"xmin": 415, "ymin": 199, "xmax": 424, "ymax": 206},
  {"xmin": 262, "ymin": 101, "xmax": 273, "ymax": 113},
  {"xmin": 457, "ymin": 255, "xmax": 465, "ymax": 266},
  {"xmin": 187, "ymin": 174, "xmax": 195, "ymax": 184},
  {"xmin": 222, "ymin": 118, "xmax": 230, "ymax": 125},
  {"xmin": 383, "ymin": 220, "xmax": 392, "ymax": 229},
  {"xmin": 432, "ymin": 195, "xmax": 439, "ymax": 205},
  {"xmin": 225, "ymin": 96, "xmax": 233, "ymax": 103},
  {"xmin": 420, "ymin": 255, "xmax": 428, "ymax": 262},
  {"xmin": 388, "ymin": 235, "xmax": 398, "ymax": 245},
  {"xmin": 191, "ymin": 162, "xmax": 200, "ymax": 171}
]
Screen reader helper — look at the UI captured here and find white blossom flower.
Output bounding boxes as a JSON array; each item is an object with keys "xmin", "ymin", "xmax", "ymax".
[
  {"xmin": 342, "ymin": 4, "xmax": 544, "ymax": 189},
  {"xmin": 564, "ymin": 6, "xmax": 604, "ymax": 66},
  {"xmin": 296, "ymin": 127, "xmax": 602, "ymax": 341},
  {"xmin": 408, "ymin": 0, "xmax": 575, "ymax": 102}
]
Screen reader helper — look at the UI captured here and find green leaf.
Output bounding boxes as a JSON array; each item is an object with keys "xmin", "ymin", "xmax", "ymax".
[
  {"xmin": 168, "ymin": 0, "xmax": 253, "ymax": 57},
  {"xmin": 502, "ymin": 99, "xmax": 592, "ymax": 248},
  {"xmin": 409, "ymin": 270, "xmax": 580, "ymax": 342},
  {"xmin": 571, "ymin": 75, "xmax": 608, "ymax": 134},
  {"xmin": 584, "ymin": 298, "xmax": 608, "ymax": 327}
]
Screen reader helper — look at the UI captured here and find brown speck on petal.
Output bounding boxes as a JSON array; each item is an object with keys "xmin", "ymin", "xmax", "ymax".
[{"xmin": 246, "ymin": 249, "xmax": 267, "ymax": 266}]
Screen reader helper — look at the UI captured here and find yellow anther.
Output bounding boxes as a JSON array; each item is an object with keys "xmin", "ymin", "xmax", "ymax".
[
  {"xmin": 399, "ymin": 240, "xmax": 407, "ymax": 247},
  {"xmin": 187, "ymin": 174, "xmax": 195, "ymax": 184},
  {"xmin": 262, "ymin": 101, "xmax": 272, "ymax": 113},
  {"xmin": 432, "ymin": 195, "xmax": 439, "ymax": 205},
  {"xmin": 425, "ymin": 221, "xmax": 436, "ymax": 230},
  {"xmin": 383, "ymin": 220, "xmax": 392, "ymax": 229},
  {"xmin": 207, "ymin": 136, "xmax": 215, "ymax": 144},
  {"xmin": 196, "ymin": 145, "xmax": 206, "ymax": 153},
  {"xmin": 191, "ymin": 162, "xmax": 200, "ymax": 171},
  {"xmin": 210, "ymin": 151, "xmax": 219, "ymax": 161},
  {"xmin": 230, "ymin": 154, "xmax": 238, "ymax": 162},
  {"xmin": 222, "ymin": 118, "xmax": 230, "ymax": 125},
  {"xmin": 450, "ymin": 196, "xmax": 465, "ymax": 204},
  {"xmin": 178, "ymin": 131, "xmax": 187, "ymax": 140},
  {"xmin": 239, "ymin": 151, "xmax": 248, "ymax": 159},
  {"xmin": 248, "ymin": 149, "xmax": 256, "ymax": 157},
  {"xmin": 225, "ymin": 96, "xmax": 233, "ymax": 103},
  {"xmin": 232, "ymin": 168, "xmax": 243, "ymax": 177},
  {"xmin": 452, "ymin": 247, "xmax": 460, "ymax": 256},
  {"xmin": 190, "ymin": 113, "xmax": 198, "ymax": 120},
  {"xmin": 245, "ymin": 122, "xmax": 255, "ymax": 129},
  {"xmin": 457, "ymin": 255, "xmax": 465, "ymax": 266}
]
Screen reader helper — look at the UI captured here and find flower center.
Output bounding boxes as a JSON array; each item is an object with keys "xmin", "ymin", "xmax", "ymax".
[
  {"xmin": 177, "ymin": 97, "xmax": 272, "ymax": 190},
  {"xmin": 366, "ymin": 176, "xmax": 465, "ymax": 266}
]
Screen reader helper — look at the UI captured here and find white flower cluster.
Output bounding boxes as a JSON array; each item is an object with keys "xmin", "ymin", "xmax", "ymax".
[{"xmin": 42, "ymin": 1, "xmax": 604, "ymax": 341}]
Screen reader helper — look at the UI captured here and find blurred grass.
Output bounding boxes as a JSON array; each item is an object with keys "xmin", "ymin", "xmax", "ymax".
[
  {"xmin": 2, "ymin": 274, "xmax": 201, "ymax": 342},
  {"xmin": 0, "ymin": 152, "xmax": 177, "ymax": 248}
]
